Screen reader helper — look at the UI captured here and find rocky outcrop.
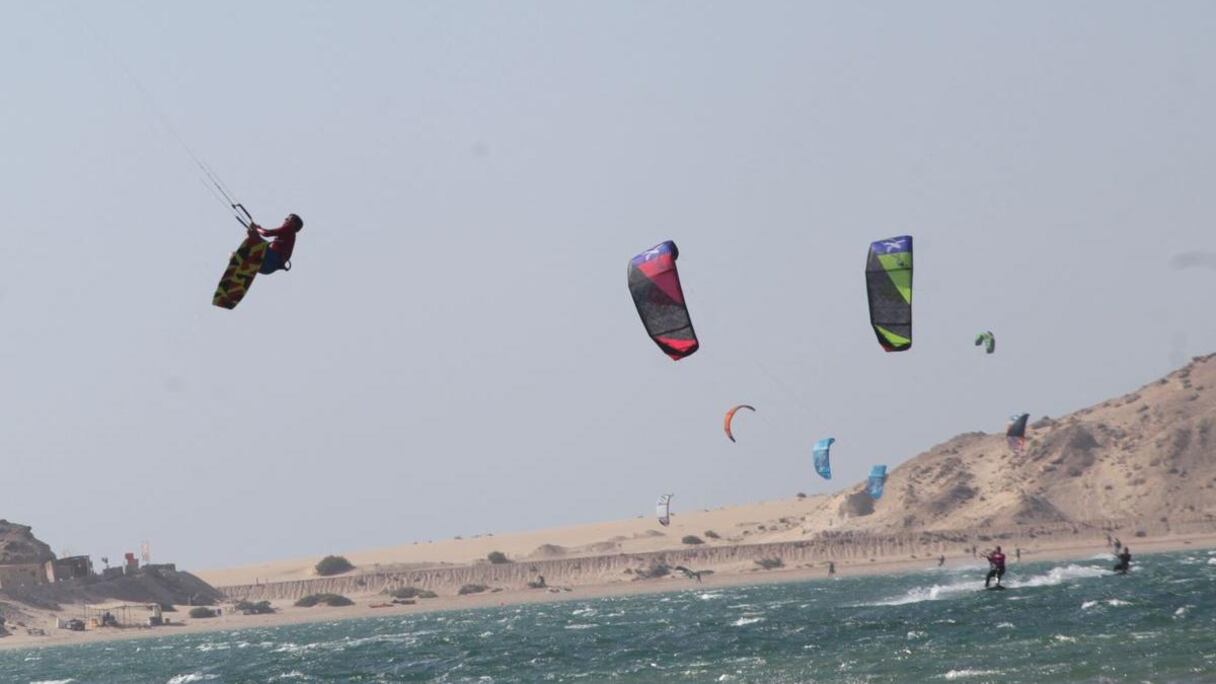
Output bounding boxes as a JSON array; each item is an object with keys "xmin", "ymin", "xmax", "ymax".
[{"xmin": 0, "ymin": 521, "xmax": 54, "ymax": 566}]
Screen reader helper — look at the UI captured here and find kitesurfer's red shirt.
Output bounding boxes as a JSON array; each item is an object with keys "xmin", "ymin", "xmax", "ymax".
[
  {"xmin": 989, "ymin": 552, "xmax": 1006, "ymax": 569},
  {"xmin": 260, "ymin": 225, "xmax": 297, "ymax": 260}
]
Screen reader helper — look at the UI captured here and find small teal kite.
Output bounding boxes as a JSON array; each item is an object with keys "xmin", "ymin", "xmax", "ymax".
[
  {"xmin": 813, "ymin": 438, "xmax": 835, "ymax": 480},
  {"xmin": 867, "ymin": 465, "xmax": 888, "ymax": 499}
]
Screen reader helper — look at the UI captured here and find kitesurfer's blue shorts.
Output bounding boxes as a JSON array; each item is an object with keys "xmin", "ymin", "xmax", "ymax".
[{"xmin": 259, "ymin": 248, "xmax": 286, "ymax": 275}]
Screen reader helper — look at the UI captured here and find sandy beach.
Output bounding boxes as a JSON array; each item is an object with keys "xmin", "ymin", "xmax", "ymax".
[{"xmin": 4, "ymin": 527, "xmax": 1212, "ymax": 653}]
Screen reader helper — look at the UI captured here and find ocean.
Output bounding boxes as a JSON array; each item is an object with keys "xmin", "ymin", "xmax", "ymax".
[{"xmin": 4, "ymin": 549, "xmax": 1215, "ymax": 683}]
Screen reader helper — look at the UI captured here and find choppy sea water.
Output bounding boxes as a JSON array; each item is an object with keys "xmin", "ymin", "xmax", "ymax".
[{"xmin": 5, "ymin": 550, "xmax": 1216, "ymax": 683}]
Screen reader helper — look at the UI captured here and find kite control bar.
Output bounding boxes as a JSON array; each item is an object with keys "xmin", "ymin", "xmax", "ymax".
[{"xmin": 232, "ymin": 203, "xmax": 254, "ymax": 229}]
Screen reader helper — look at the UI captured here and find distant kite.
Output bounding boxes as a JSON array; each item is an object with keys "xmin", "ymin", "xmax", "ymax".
[
  {"xmin": 975, "ymin": 331, "xmax": 995, "ymax": 354},
  {"xmin": 656, "ymin": 493, "xmax": 673, "ymax": 527},
  {"xmin": 1007, "ymin": 413, "xmax": 1030, "ymax": 453},
  {"xmin": 813, "ymin": 438, "xmax": 835, "ymax": 480},
  {"xmin": 724, "ymin": 405, "xmax": 756, "ymax": 443},
  {"xmin": 866, "ymin": 236, "xmax": 913, "ymax": 352},
  {"xmin": 628, "ymin": 241, "xmax": 699, "ymax": 360},
  {"xmin": 867, "ymin": 465, "xmax": 888, "ymax": 499}
]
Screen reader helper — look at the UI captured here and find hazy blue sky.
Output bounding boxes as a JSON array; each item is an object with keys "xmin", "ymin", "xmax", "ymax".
[{"xmin": 2, "ymin": 1, "xmax": 1214, "ymax": 569}]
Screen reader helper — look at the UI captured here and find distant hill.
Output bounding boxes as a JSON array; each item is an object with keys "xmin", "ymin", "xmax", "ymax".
[{"xmin": 808, "ymin": 354, "xmax": 1216, "ymax": 534}]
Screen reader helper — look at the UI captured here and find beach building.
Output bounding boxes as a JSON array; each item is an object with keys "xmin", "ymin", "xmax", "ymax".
[{"xmin": 45, "ymin": 555, "xmax": 94, "ymax": 582}]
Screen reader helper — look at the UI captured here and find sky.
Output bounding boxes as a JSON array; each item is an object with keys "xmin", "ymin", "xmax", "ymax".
[{"xmin": 2, "ymin": 1, "xmax": 1215, "ymax": 570}]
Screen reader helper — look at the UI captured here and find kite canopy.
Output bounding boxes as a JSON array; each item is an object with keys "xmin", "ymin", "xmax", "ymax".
[
  {"xmin": 1006, "ymin": 413, "xmax": 1030, "ymax": 453},
  {"xmin": 867, "ymin": 465, "xmax": 888, "ymax": 499},
  {"xmin": 865, "ymin": 236, "xmax": 913, "ymax": 352},
  {"xmin": 812, "ymin": 437, "xmax": 835, "ymax": 480},
  {"xmin": 724, "ymin": 405, "xmax": 756, "ymax": 443},
  {"xmin": 628, "ymin": 241, "xmax": 699, "ymax": 360},
  {"xmin": 975, "ymin": 331, "xmax": 996, "ymax": 354},
  {"xmin": 656, "ymin": 494, "xmax": 673, "ymax": 527}
]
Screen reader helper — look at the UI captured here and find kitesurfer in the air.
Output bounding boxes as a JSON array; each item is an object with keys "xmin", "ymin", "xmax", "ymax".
[
  {"xmin": 1113, "ymin": 547, "xmax": 1132, "ymax": 574},
  {"xmin": 249, "ymin": 213, "xmax": 303, "ymax": 274},
  {"xmin": 982, "ymin": 546, "xmax": 1007, "ymax": 588}
]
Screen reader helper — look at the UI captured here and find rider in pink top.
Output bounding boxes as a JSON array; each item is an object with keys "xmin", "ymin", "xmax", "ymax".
[{"xmin": 982, "ymin": 546, "xmax": 1007, "ymax": 588}]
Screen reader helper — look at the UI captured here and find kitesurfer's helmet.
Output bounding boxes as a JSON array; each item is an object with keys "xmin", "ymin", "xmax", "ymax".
[{"xmin": 286, "ymin": 214, "xmax": 303, "ymax": 232}]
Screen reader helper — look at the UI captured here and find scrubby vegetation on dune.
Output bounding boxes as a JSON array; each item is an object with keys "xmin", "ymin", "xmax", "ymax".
[
  {"xmin": 294, "ymin": 593, "xmax": 354, "ymax": 607},
  {"xmin": 235, "ymin": 600, "xmax": 274, "ymax": 615},
  {"xmin": 315, "ymin": 555, "xmax": 354, "ymax": 576},
  {"xmin": 384, "ymin": 586, "xmax": 437, "ymax": 599}
]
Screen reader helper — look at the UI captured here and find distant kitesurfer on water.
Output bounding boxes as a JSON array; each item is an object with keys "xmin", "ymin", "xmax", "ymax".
[
  {"xmin": 1113, "ymin": 547, "xmax": 1132, "ymax": 574},
  {"xmin": 249, "ymin": 213, "xmax": 303, "ymax": 274},
  {"xmin": 828, "ymin": 561, "xmax": 836, "ymax": 576},
  {"xmin": 938, "ymin": 555, "xmax": 945, "ymax": 567},
  {"xmin": 982, "ymin": 546, "xmax": 1007, "ymax": 588}
]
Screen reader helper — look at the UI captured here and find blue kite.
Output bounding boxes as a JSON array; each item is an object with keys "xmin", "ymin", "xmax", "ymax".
[
  {"xmin": 813, "ymin": 438, "xmax": 835, "ymax": 480},
  {"xmin": 867, "ymin": 465, "xmax": 888, "ymax": 499}
]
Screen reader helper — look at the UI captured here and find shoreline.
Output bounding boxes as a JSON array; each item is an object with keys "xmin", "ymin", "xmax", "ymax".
[{"xmin": 3, "ymin": 531, "xmax": 1212, "ymax": 653}]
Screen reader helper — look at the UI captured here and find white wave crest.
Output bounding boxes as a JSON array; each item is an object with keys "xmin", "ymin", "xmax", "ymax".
[
  {"xmin": 732, "ymin": 617, "xmax": 764, "ymax": 626},
  {"xmin": 942, "ymin": 669, "xmax": 1001, "ymax": 680},
  {"xmin": 31, "ymin": 680, "xmax": 75, "ymax": 684},
  {"xmin": 167, "ymin": 675, "xmax": 219, "ymax": 684},
  {"xmin": 1082, "ymin": 598, "xmax": 1129, "ymax": 610},
  {"xmin": 1007, "ymin": 564, "xmax": 1108, "ymax": 588},
  {"xmin": 865, "ymin": 563, "xmax": 1106, "ymax": 606},
  {"xmin": 272, "ymin": 643, "xmax": 319, "ymax": 654},
  {"xmin": 863, "ymin": 582, "xmax": 974, "ymax": 606}
]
